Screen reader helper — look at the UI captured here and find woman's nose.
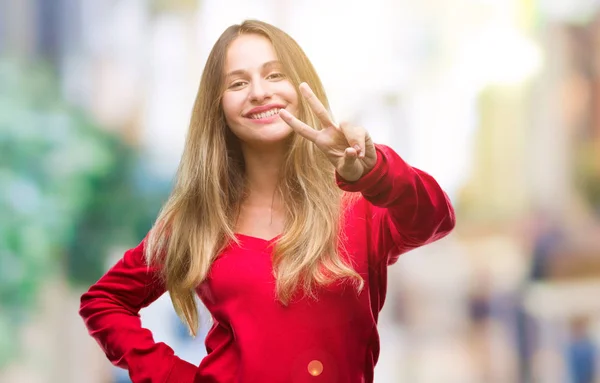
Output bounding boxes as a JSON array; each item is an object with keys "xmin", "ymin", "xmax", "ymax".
[{"xmin": 249, "ymin": 79, "xmax": 272, "ymax": 102}]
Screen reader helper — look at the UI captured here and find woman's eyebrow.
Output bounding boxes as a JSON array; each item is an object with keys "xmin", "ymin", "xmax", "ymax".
[{"xmin": 225, "ymin": 60, "xmax": 281, "ymax": 78}]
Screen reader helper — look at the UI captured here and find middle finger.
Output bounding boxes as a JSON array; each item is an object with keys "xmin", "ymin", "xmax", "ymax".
[{"xmin": 299, "ymin": 82, "xmax": 336, "ymax": 128}]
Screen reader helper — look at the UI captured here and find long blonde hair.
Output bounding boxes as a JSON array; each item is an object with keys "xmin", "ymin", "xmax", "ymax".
[{"xmin": 145, "ymin": 20, "xmax": 363, "ymax": 336}]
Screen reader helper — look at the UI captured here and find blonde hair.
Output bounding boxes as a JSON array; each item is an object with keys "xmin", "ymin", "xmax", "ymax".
[{"xmin": 145, "ymin": 19, "xmax": 363, "ymax": 336}]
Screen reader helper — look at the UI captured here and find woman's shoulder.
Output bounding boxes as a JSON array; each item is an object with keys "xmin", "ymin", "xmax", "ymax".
[
  {"xmin": 340, "ymin": 192, "xmax": 373, "ymax": 232},
  {"xmin": 341, "ymin": 191, "xmax": 373, "ymax": 218}
]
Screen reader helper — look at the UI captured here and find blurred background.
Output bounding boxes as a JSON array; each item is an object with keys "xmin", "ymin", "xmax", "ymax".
[{"xmin": 1, "ymin": 0, "xmax": 600, "ymax": 382}]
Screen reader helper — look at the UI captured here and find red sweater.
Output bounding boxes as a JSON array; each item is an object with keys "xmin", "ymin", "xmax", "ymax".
[{"xmin": 79, "ymin": 144, "xmax": 455, "ymax": 383}]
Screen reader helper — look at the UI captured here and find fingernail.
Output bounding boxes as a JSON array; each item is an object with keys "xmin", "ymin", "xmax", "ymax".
[{"xmin": 353, "ymin": 145, "xmax": 361, "ymax": 152}]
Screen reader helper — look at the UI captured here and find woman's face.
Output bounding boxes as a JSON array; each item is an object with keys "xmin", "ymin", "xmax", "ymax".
[{"xmin": 221, "ymin": 34, "xmax": 299, "ymax": 147}]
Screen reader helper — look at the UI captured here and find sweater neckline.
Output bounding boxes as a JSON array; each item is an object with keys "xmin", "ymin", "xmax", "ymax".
[{"xmin": 233, "ymin": 233, "xmax": 280, "ymax": 250}]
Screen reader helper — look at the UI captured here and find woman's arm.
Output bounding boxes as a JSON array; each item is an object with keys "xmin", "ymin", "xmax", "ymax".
[
  {"xmin": 79, "ymin": 237, "xmax": 198, "ymax": 383},
  {"xmin": 337, "ymin": 144, "xmax": 456, "ymax": 265}
]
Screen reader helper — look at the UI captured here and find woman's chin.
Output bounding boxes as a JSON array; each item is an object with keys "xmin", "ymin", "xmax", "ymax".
[
  {"xmin": 250, "ymin": 122, "xmax": 293, "ymax": 143},
  {"xmin": 229, "ymin": 119, "xmax": 295, "ymax": 147}
]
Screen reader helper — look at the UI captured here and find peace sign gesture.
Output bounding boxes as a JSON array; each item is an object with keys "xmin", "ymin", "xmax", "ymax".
[{"xmin": 279, "ymin": 83, "xmax": 377, "ymax": 182}]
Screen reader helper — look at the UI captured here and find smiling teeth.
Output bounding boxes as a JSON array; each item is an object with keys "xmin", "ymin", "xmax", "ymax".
[{"xmin": 250, "ymin": 108, "xmax": 280, "ymax": 119}]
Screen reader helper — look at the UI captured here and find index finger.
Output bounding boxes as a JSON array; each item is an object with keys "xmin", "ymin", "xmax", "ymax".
[
  {"xmin": 299, "ymin": 82, "xmax": 336, "ymax": 128},
  {"xmin": 279, "ymin": 109, "xmax": 319, "ymax": 142}
]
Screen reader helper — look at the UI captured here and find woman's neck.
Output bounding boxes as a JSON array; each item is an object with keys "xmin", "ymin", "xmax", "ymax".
[
  {"xmin": 241, "ymin": 142, "xmax": 287, "ymax": 203},
  {"xmin": 235, "ymin": 143, "xmax": 288, "ymax": 237}
]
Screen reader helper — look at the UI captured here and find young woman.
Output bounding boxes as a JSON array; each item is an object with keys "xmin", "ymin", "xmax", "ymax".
[{"xmin": 79, "ymin": 19, "xmax": 455, "ymax": 383}]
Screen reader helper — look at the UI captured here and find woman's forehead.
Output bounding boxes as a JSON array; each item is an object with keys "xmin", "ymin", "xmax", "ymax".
[{"xmin": 224, "ymin": 34, "xmax": 278, "ymax": 73}]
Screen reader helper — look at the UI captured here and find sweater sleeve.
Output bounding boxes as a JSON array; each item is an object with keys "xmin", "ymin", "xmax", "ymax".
[
  {"xmin": 336, "ymin": 144, "xmax": 456, "ymax": 266},
  {"xmin": 79, "ymin": 237, "xmax": 198, "ymax": 383}
]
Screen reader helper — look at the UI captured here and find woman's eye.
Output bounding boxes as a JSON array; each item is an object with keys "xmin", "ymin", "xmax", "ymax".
[
  {"xmin": 229, "ymin": 81, "xmax": 246, "ymax": 89},
  {"xmin": 267, "ymin": 72, "xmax": 285, "ymax": 80}
]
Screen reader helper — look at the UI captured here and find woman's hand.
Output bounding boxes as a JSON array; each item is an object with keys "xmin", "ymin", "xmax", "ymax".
[{"xmin": 279, "ymin": 83, "xmax": 377, "ymax": 182}]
